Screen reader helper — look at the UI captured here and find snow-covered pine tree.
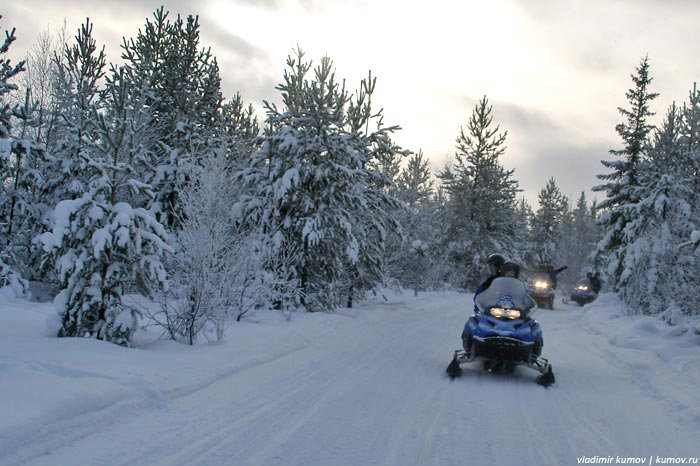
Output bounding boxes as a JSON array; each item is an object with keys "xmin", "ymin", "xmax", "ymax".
[
  {"xmin": 41, "ymin": 66, "xmax": 169, "ymax": 346},
  {"xmin": 593, "ymin": 56, "xmax": 658, "ymax": 290},
  {"xmin": 397, "ymin": 150, "xmax": 433, "ymax": 210},
  {"xmin": 680, "ymin": 83, "xmax": 700, "ymax": 244},
  {"xmin": 620, "ymin": 84, "xmax": 700, "ymax": 319},
  {"xmin": 239, "ymin": 49, "xmax": 406, "ymax": 311},
  {"xmin": 616, "ymin": 102, "xmax": 696, "ymax": 315},
  {"xmin": 342, "ymin": 73, "xmax": 409, "ymax": 306},
  {"xmin": 120, "ymin": 7, "xmax": 223, "ymax": 229},
  {"xmin": 41, "ymin": 19, "xmax": 106, "ymax": 207},
  {"xmin": 391, "ymin": 150, "xmax": 436, "ymax": 293},
  {"xmin": 438, "ymin": 96, "xmax": 520, "ymax": 289},
  {"xmin": 530, "ymin": 177, "xmax": 568, "ymax": 266},
  {"xmin": 1, "ymin": 87, "xmax": 47, "ymax": 284},
  {"xmin": 0, "ymin": 17, "xmax": 34, "ymax": 295},
  {"xmin": 554, "ymin": 192, "xmax": 599, "ymax": 290},
  {"xmin": 512, "ymin": 197, "xmax": 535, "ymax": 266},
  {"xmin": 29, "ymin": 19, "xmax": 108, "ymax": 287},
  {"xmin": 217, "ymin": 93, "xmax": 260, "ymax": 171}
]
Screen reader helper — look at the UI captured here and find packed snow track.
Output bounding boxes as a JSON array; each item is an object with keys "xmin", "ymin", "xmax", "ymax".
[{"xmin": 1, "ymin": 291, "xmax": 698, "ymax": 466}]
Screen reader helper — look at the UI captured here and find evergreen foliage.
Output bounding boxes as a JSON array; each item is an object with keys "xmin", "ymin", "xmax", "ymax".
[
  {"xmin": 0, "ymin": 17, "xmax": 45, "ymax": 295},
  {"xmin": 593, "ymin": 57, "xmax": 659, "ymax": 289},
  {"xmin": 438, "ymin": 96, "xmax": 520, "ymax": 289},
  {"xmin": 40, "ymin": 32, "xmax": 169, "ymax": 346},
  {"xmin": 120, "ymin": 7, "xmax": 223, "ymax": 228},
  {"xmin": 530, "ymin": 177, "xmax": 568, "ymax": 265},
  {"xmin": 239, "ymin": 49, "xmax": 406, "ymax": 310}
]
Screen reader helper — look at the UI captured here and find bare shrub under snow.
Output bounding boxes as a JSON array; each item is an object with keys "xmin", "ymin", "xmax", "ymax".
[{"xmin": 151, "ymin": 153, "xmax": 270, "ymax": 344}]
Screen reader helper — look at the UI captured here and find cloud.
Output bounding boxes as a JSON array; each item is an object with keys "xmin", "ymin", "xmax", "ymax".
[
  {"xmin": 512, "ymin": 142, "xmax": 611, "ymax": 207},
  {"xmin": 492, "ymin": 100, "xmax": 563, "ymax": 137},
  {"xmin": 447, "ymin": 98, "xmax": 614, "ymax": 206}
]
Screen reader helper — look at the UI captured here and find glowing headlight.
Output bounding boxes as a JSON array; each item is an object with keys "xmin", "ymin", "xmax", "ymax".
[
  {"xmin": 576, "ymin": 285, "xmax": 589, "ymax": 291},
  {"xmin": 489, "ymin": 307, "xmax": 521, "ymax": 319},
  {"xmin": 534, "ymin": 280, "xmax": 550, "ymax": 289}
]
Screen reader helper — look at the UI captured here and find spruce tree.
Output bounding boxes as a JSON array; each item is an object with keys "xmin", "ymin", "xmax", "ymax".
[
  {"xmin": 2, "ymin": 88, "xmax": 47, "ymax": 283},
  {"xmin": 217, "ymin": 93, "xmax": 259, "ymax": 171},
  {"xmin": 396, "ymin": 150, "xmax": 433, "ymax": 210},
  {"xmin": 391, "ymin": 150, "xmax": 435, "ymax": 293},
  {"xmin": 617, "ymin": 103, "xmax": 690, "ymax": 314},
  {"xmin": 554, "ymin": 192, "xmax": 599, "ymax": 290},
  {"xmin": 618, "ymin": 88, "xmax": 700, "ymax": 318},
  {"xmin": 593, "ymin": 56, "xmax": 658, "ymax": 289},
  {"xmin": 680, "ymin": 83, "xmax": 700, "ymax": 235},
  {"xmin": 438, "ymin": 96, "xmax": 520, "ymax": 288},
  {"xmin": 513, "ymin": 197, "xmax": 535, "ymax": 265},
  {"xmin": 531, "ymin": 177, "xmax": 567, "ymax": 265}
]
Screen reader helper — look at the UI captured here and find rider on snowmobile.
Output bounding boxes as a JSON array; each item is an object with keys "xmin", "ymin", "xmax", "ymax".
[
  {"xmin": 549, "ymin": 265, "xmax": 568, "ymax": 289},
  {"xmin": 449, "ymin": 256, "xmax": 554, "ymax": 385},
  {"xmin": 473, "ymin": 253, "xmax": 506, "ymax": 311},
  {"xmin": 586, "ymin": 271, "xmax": 602, "ymax": 293},
  {"xmin": 500, "ymin": 260, "xmax": 521, "ymax": 279}
]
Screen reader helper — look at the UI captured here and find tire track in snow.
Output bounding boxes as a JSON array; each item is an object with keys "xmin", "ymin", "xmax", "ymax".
[{"xmin": 416, "ymin": 383, "xmax": 449, "ymax": 466}]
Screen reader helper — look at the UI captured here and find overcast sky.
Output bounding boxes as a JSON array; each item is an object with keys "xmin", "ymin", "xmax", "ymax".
[{"xmin": 4, "ymin": 0, "xmax": 699, "ymax": 206}]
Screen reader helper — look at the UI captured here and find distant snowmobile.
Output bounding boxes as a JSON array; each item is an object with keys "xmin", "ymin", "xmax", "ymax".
[
  {"xmin": 446, "ymin": 277, "xmax": 555, "ymax": 386},
  {"xmin": 527, "ymin": 275, "xmax": 556, "ymax": 310},
  {"xmin": 566, "ymin": 279, "xmax": 598, "ymax": 306}
]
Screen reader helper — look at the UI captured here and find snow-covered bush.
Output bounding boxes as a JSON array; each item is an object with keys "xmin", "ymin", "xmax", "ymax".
[{"xmin": 152, "ymin": 153, "xmax": 269, "ymax": 344}]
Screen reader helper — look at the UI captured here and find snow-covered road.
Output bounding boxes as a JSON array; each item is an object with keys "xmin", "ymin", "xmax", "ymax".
[{"xmin": 2, "ymin": 291, "xmax": 699, "ymax": 466}]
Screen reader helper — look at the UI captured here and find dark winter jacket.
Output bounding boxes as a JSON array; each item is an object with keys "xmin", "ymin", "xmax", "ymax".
[
  {"xmin": 548, "ymin": 266, "xmax": 568, "ymax": 289},
  {"xmin": 589, "ymin": 276, "xmax": 602, "ymax": 293}
]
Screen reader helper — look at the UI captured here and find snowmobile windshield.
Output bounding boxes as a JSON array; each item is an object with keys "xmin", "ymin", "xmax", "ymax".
[{"xmin": 475, "ymin": 277, "xmax": 536, "ymax": 315}]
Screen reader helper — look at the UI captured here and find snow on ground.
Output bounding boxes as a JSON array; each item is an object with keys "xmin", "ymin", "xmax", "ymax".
[{"xmin": 1, "ymin": 286, "xmax": 698, "ymax": 466}]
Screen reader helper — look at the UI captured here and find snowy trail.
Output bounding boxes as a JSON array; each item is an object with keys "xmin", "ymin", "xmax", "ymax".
[{"xmin": 4, "ymin": 292, "xmax": 699, "ymax": 466}]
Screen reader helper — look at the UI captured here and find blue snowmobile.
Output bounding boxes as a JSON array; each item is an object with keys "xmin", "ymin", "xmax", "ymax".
[
  {"xmin": 567, "ymin": 278, "xmax": 598, "ymax": 306},
  {"xmin": 446, "ymin": 277, "xmax": 555, "ymax": 386},
  {"xmin": 527, "ymin": 274, "xmax": 556, "ymax": 310}
]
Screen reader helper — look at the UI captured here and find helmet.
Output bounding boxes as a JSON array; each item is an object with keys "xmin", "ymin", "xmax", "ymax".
[
  {"xmin": 487, "ymin": 253, "xmax": 506, "ymax": 266},
  {"xmin": 500, "ymin": 261, "xmax": 520, "ymax": 278},
  {"xmin": 486, "ymin": 253, "xmax": 506, "ymax": 276}
]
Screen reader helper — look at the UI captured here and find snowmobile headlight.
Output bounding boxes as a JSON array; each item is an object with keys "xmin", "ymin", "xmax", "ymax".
[
  {"xmin": 576, "ymin": 285, "xmax": 589, "ymax": 291},
  {"xmin": 489, "ymin": 307, "xmax": 521, "ymax": 319},
  {"xmin": 506, "ymin": 309, "xmax": 521, "ymax": 319},
  {"xmin": 534, "ymin": 280, "xmax": 550, "ymax": 289}
]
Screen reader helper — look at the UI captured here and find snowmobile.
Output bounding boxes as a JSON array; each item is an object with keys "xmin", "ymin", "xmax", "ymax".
[
  {"xmin": 446, "ymin": 277, "xmax": 555, "ymax": 386},
  {"xmin": 566, "ymin": 279, "xmax": 598, "ymax": 306},
  {"xmin": 526, "ymin": 274, "xmax": 556, "ymax": 310}
]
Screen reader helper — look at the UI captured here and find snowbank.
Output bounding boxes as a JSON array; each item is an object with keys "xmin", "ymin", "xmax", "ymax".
[
  {"xmin": 0, "ymin": 288, "xmax": 350, "ymax": 462},
  {"xmin": 581, "ymin": 293, "xmax": 700, "ymax": 382}
]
